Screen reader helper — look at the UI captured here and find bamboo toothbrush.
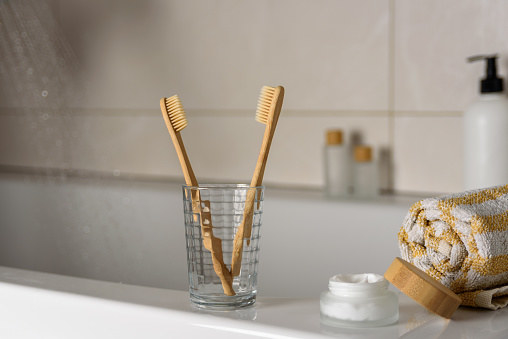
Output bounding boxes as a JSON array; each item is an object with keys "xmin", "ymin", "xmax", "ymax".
[
  {"xmin": 160, "ymin": 95, "xmax": 235, "ymax": 296},
  {"xmin": 231, "ymin": 86, "xmax": 285, "ymax": 277}
]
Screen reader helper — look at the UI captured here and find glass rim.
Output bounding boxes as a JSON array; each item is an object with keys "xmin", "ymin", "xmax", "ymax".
[{"xmin": 182, "ymin": 183, "xmax": 264, "ymax": 190}]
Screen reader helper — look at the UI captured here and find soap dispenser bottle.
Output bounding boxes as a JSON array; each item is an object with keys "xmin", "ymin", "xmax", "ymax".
[{"xmin": 464, "ymin": 54, "xmax": 508, "ymax": 190}]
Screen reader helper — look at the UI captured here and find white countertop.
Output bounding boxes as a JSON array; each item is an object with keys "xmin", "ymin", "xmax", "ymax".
[{"xmin": 1, "ymin": 266, "xmax": 507, "ymax": 338}]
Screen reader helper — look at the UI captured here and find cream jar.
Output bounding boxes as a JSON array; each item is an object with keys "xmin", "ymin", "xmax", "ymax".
[{"xmin": 320, "ymin": 273, "xmax": 398, "ymax": 328}]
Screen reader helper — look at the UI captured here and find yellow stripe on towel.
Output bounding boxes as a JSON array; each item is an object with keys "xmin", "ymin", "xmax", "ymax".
[
  {"xmin": 470, "ymin": 255, "xmax": 508, "ymax": 276},
  {"xmin": 471, "ymin": 212, "xmax": 508, "ymax": 233},
  {"xmin": 442, "ymin": 185, "xmax": 508, "ymax": 206}
]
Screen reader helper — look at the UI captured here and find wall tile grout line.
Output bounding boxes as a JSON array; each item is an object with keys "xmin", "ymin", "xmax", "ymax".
[
  {"xmin": 0, "ymin": 107, "xmax": 461, "ymax": 118},
  {"xmin": 387, "ymin": 0, "xmax": 396, "ymax": 192},
  {"xmin": 388, "ymin": 0, "xmax": 396, "ymax": 124}
]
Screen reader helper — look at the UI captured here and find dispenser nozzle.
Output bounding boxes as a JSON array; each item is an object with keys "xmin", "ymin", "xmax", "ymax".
[
  {"xmin": 467, "ymin": 54, "xmax": 504, "ymax": 93},
  {"xmin": 467, "ymin": 54, "xmax": 498, "ymax": 63}
]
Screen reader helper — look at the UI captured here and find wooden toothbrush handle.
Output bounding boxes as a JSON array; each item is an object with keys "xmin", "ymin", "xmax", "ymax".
[
  {"xmin": 232, "ymin": 121, "xmax": 274, "ymax": 271},
  {"xmin": 160, "ymin": 100, "xmax": 233, "ymax": 294},
  {"xmin": 171, "ymin": 132, "xmax": 198, "ymax": 187},
  {"xmin": 198, "ymin": 199, "xmax": 235, "ymax": 296},
  {"xmin": 242, "ymin": 87, "xmax": 283, "ymax": 236},
  {"xmin": 209, "ymin": 238, "xmax": 235, "ymax": 296},
  {"xmin": 231, "ymin": 86, "xmax": 284, "ymax": 277},
  {"xmin": 230, "ymin": 112, "xmax": 275, "ymax": 277},
  {"xmin": 242, "ymin": 187, "xmax": 258, "ymax": 241},
  {"xmin": 231, "ymin": 188, "xmax": 257, "ymax": 276}
]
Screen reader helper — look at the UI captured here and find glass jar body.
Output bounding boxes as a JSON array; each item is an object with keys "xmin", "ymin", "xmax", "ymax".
[{"xmin": 320, "ymin": 275, "xmax": 398, "ymax": 328}]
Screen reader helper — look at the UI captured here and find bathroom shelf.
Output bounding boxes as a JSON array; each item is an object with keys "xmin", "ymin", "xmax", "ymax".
[{"xmin": 0, "ymin": 165, "xmax": 429, "ymax": 207}]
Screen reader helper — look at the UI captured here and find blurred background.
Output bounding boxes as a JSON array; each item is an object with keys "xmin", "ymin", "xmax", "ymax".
[{"xmin": 0, "ymin": 0, "xmax": 507, "ymax": 293}]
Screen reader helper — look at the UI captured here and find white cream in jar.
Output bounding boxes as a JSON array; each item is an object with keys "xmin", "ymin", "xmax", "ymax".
[{"xmin": 320, "ymin": 273, "xmax": 398, "ymax": 328}]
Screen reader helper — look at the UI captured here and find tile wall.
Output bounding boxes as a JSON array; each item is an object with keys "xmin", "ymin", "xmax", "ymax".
[{"xmin": 1, "ymin": 0, "xmax": 508, "ymax": 194}]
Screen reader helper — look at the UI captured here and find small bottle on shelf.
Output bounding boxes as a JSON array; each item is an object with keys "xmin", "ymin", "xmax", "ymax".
[
  {"xmin": 352, "ymin": 145, "xmax": 378, "ymax": 198},
  {"xmin": 323, "ymin": 130, "xmax": 351, "ymax": 198}
]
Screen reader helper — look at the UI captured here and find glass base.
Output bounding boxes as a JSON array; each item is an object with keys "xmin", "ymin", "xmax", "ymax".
[{"xmin": 190, "ymin": 292, "xmax": 256, "ymax": 310}]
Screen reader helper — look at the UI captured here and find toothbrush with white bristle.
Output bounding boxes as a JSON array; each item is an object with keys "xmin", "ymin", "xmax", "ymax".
[
  {"xmin": 160, "ymin": 95, "xmax": 235, "ymax": 296},
  {"xmin": 160, "ymin": 95, "xmax": 195, "ymax": 185},
  {"xmin": 231, "ymin": 85, "xmax": 284, "ymax": 277}
]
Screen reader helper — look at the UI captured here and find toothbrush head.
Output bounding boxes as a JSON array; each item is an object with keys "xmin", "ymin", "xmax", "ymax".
[
  {"xmin": 255, "ymin": 86, "xmax": 284, "ymax": 125},
  {"xmin": 161, "ymin": 95, "xmax": 188, "ymax": 132}
]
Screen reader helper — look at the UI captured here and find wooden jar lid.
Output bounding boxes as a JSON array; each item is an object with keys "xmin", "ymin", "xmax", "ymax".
[{"xmin": 384, "ymin": 257, "xmax": 461, "ymax": 319}]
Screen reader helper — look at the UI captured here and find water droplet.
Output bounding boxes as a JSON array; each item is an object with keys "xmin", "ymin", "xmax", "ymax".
[
  {"xmin": 113, "ymin": 169, "xmax": 120, "ymax": 177},
  {"xmin": 41, "ymin": 90, "xmax": 48, "ymax": 97},
  {"xmin": 41, "ymin": 113, "xmax": 49, "ymax": 120}
]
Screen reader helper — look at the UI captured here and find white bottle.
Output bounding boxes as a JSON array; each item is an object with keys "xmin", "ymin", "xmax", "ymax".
[
  {"xmin": 464, "ymin": 54, "xmax": 508, "ymax": 190},
  {"xmin": 352, "ymin": 145, "xmax": 378, "ymax": 198},
  {"xmin": 324, "ymin": 130, "xmax": 350, "ymax": 198}
]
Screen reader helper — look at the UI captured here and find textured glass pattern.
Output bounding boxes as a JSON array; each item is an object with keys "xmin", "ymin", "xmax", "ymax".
[{"xmin": 182, "ymin": 184, "xmax": 264, "ymax": 309}]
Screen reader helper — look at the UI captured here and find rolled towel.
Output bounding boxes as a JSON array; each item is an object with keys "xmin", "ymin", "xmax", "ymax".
[{"xmin": 399, "ymin": 185, "xmax": 508, "ymax": 310}]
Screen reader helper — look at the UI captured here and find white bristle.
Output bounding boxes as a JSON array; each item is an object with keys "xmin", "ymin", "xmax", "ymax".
[
  {"xmin": 256, "ymin": 86, "xmax": 275, "ymax": 124},
  {"xmin": 165, "ymin": 95, "xmax": 188, "ymax": 132}
]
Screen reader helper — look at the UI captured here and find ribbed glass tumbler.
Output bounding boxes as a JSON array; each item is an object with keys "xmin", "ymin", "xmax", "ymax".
[{"xmin": 182, "ymin": 184, "xmax": 264, "ymax": 309}]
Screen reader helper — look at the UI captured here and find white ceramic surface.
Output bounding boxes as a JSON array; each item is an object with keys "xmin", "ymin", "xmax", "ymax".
[{"xmin": 1, "ymin": 266, "xmax": 507, "ymax": 338}]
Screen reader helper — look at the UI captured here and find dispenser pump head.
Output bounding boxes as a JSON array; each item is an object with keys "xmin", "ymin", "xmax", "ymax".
[{"xmin": 468, "ymin": 54, "xmax": 504, "ymax": 93}]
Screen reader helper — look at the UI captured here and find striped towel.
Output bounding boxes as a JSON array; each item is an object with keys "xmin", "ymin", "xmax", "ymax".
[{"xmin": 398, "ymin": 185, "xmax": 508, "ymax": 310}]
